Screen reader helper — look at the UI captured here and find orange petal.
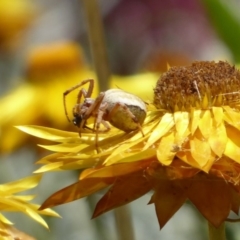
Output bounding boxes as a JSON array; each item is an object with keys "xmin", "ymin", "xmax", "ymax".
[
  {"xmin": 40, "ymin": 177, "xmax": 114, "ymax": 210},
  {"xmin": 92, "ymin": 172, "xmax": 152, "ymax": 218},
  {"xmin": 80, "ymin": 160, "xmax": 151, "ymax": 179},
  {"xmin": 230, "ymin": 186, "xmax": 240, "ymax": 214},
  {"xmin": 151, "ymin": 179, "xmax": 188, "ymax": 228},
  {"xmin": 187, "ymin": 175, "xmax": 231, "ymax": 227}
]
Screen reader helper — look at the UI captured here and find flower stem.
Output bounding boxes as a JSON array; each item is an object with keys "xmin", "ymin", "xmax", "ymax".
[
  {"xmin": 81, "ymin": 0, "xmax": 111, "ymax": 91},
  {"xmin": 208, "ymin": 222, "xmax": 226, "ymax": 240},
  {"xmin": 114, "ymin": 205, "xmax": 135, "ymax": 240}
]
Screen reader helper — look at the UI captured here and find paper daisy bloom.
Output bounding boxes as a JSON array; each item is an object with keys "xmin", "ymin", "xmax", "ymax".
[
  {"xmin": 20, "ymin": 61, "xmax": 240, "ymax": 235},
  {"xmin": 0, "ymin": 175, "xmax": 59, "ymax": 239}
]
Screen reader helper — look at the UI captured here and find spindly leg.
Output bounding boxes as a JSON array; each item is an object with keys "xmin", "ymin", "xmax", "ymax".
[
  {"xmin": 94, "ymin": 102, "xmax": 110, "ymax": 149},
  {"xmin": 76, "ymin": 88, "xmax": 88, "ymax": 104},
  {"xmin": 63, "ymin": 79, "xmax": 94, "ymax": 122},
  {"xmin": 82, "ymin": 92, "xmax": 105, "ymax": 121}
]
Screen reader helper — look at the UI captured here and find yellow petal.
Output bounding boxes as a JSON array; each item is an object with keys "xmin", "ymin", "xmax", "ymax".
[
  {"xmin": 25, "ymin": 208, "xmax": 49, "ymax": 229},
  {"xmin": 143, "ymin": 113, "xmax": 174, "ymax": 150},
  {"xmin": 0, "ymin": 198, "xmax": 48, "ymax": 229},
  {"xmin": 157, "ymin": 131, "xmax": 175, "ymax": 165},
  {"xmin": 16, "ymin": 125, "xmax": 79, "ymax": 142},
  {"xmin": 38, "ymin": 143, "xmax": 88, "ymax": 153},
  {"xmin": 212, "ymin": 107, "xmax": 224, "ymax": 126},
  {"xmin": 223, "ymin": 106, "xmax": 240, "ymax": 131},
  {"xmin": 208, "ymin": 122, "xmax": 227, "ymax": 157},
  {"xmin": 173, "ymin": 111, "xmax": 190, "ymax": 147},
  {"xmin": 201, "ymin": 94, "xmax": 209, "ymax": 109},
  {"xmin": 37, "ymin": 207, "xmax": 61, "ymax": 218},
  {"xmin": 36, "ymin": 153, "xmax": 64, "ymax": 164},
  {"xmin": 34, "ymin": 163, "xmax": 63, "ymax": 173},
  {"xmin": 105, "ymin": 148, "xmax": 156, "ymax": 165},
  {"xmin": 0, "ymin": 175, "xmax": 42, "ymax": 195},
  {"xmin": 59, "ymin": 159, "xmax": 98, "ymax": 171},
  {"xmin": 0, "ymin": 223, "xmax": 36, "ymax": 240},
  {"xmin": 12, "ymin": 195, "xmax": 35, "ymax": 201},
  {"xmin": 190, "ymin": 129, "xmax": 215, "ymax": 171},
  {"xmin": 0, "ymin": 213, "xmax": 13, "ymax": 225},
  {"xmin": 174, "ymin": 111, "xmax": 189, "ymax": 136},
  {"xmin": 198, "ymin": 110, "xmax": 212, "ymax": 139},
  {"xmin": 104, "ymin": 133, "xmax": 149, "ymax": 165},
  {"xmin": 35, "ymin": 155, "xmax": 98, "ymax": 172},
  {"xmin": 190, "ymin": 109, "xmax": 201, "ymax": 134},
  {"xmin": 224, "ymin": 126, "xmax": 240, "ymax": 163},
  {"xmin": 224, "ymin": 140, "xmax": 240, "ymax": 163}
]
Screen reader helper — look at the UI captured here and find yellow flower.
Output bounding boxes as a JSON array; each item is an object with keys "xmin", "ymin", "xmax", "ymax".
[
  {"xmin": 0, "ymin": 0, "xmax": 36, "ymax": 50},
  {"xmin": 0, "ymin": 174, "xmax": 59, "ymax": 239},
  {"xmin": 19, "ymin": 61, "xmax": 240, "ymax": 229}
]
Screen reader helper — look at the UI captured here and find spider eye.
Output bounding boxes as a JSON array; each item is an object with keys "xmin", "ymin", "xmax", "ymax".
[{"xmin": 72, "ymin": 115, "xmax": 82, "ymax": 127}]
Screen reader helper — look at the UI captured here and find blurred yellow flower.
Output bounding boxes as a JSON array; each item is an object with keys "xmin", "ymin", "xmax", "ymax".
[
  {"xmin": 0, "ymin": 174, "xmax": 59, "ymax": 239},
  {"xmin": 0, "ymin": 0, "xmax": 36, "ymax": 51},
  {"xmin": 19, "ymin": 61, "xmax": 240, "ymax": 229},
  {"xmin": 0, "ymin": 222, "xmax": 36, "ymax": 240}
]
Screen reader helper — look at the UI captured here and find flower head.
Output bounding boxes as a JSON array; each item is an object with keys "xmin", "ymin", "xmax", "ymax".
[
  {"xmin": 154, "ymin": 61, "xmax": 240, "ymax": 110},
  {"xmin": 0, "ymin": 175, "xmax": 59, "ymax": 239},
  {"xmin": 20, "ymin": 61, "xmax": 240, "ymax": 228}
]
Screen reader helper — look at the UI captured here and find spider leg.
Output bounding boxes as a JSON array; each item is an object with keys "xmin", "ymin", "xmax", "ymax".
[
  {"xmin": 93, "ymin": 101, "xmax": 110, "ymax": 150},
  {"xmin": 76, "ymin": 88, "xmax": 88, "ymax": 104},
  {"xmin": 63, "ymin": 79, "xmax": 94, "ymax": 122},
  {"xmin": 77, "ymin": 123, "xmax": 94, "ymax": 138},
  {"xmin": 82, "ymin": 92, "xmax": 105, "ymax": 120},
  {"xmin": 73, "ymin": 92, "xmax": 106, "ymax": 147}
]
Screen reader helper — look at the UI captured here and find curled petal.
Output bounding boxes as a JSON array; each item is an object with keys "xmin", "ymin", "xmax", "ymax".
[
  {"xmin": 40, "ymin": 177, "xmax": 114, "ymax": 210},
  {"xmin": 92, "ymin": 171, "xmax": 152, "ymax": 218},
  {"xmin": 150, "ymin": 179, "xmax": 188, "ymax": 229},
  {"xmin": 187, "ymin": 175, "xmax": 231, "ymax": 227}
]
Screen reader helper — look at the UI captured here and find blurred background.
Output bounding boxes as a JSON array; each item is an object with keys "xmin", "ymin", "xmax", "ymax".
[{"xmin": 0, "ymin": 0, "xmax": 240, "ymax": 239}]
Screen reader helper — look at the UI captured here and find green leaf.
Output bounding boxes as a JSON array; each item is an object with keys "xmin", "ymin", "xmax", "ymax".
[{"xmin": 202, "ymin": 0, "xmax": 240, "ymax": 62}]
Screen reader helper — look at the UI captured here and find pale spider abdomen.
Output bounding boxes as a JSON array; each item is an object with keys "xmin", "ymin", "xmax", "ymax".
[
  {"xmin": 102, "ymin": 89, "xmax": 147, "ymax": 132},
  {"xmin": 108, "ymin": 104, "xmax": 146, "ymax": 132}
]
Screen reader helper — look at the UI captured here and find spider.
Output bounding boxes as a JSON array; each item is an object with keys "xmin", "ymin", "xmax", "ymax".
[{"xmin": 63, "ymin": 79, "xmax": 147, "ymax": 148}]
